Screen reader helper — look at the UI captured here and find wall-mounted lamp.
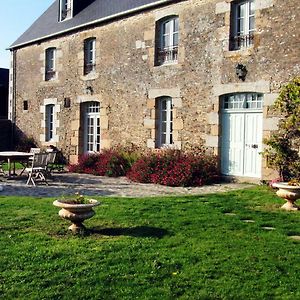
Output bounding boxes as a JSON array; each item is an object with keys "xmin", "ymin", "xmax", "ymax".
[
  {"xmin": 235, "ymin": 63, "xmax": 247, "ymax": 81},
  {"xmin": 85, "ymin": 86, "xmax": 94, "ymax": 95}
]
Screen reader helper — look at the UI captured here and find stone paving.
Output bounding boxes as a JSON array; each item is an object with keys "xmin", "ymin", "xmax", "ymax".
[{"xmin": 0, "ymin": 172, "xmax": 253, "ymax": 198}]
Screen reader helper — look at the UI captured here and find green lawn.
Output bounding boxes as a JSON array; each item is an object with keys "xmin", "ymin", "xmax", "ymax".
[{"xmin": 0, "ymin": 186, "xmax": 299, "ymax": 299}]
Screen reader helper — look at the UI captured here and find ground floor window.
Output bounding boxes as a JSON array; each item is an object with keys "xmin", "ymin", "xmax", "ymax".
[
  {"xmin": 83, "ymin": 101, "xmax": 100, "ymax": 153},
  {"xmin": 156, "ymin": 96, "xmax": 173, "ymax": 148},
  {"xmin": 45, "ymin": 104, "xmax": 55, "ymax": 142}
]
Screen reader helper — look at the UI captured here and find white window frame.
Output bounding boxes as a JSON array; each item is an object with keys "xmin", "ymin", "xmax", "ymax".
[
  {"xmin": 157, "ymin": 97, "xmax": 173, "ymax": 148},
  {"xmin": 83, "ymin": 101, "xmax": 101, "ymax": 153},
  {"xmin": 40, "ymin": 98, "xmax": 60, "ymax": 144},
  {"xmin": 84, "ymin": 38, "xmax": 96, "ymax": 75},
  {"xmin": 230, "ymin": 0, "xmax": 255, "ymax": 50},
  {"xmin": 59, "ymin": 0, "xmax": 73, "ymax": 22},
  {"xmin": 156, "ymin": 16, "xmax": 179, "ymax": 65},
  {"xmin": 45, "ymin": 48, "xmax": 56, "ymax": 81},
  {"xmin": 45, "ymin": 104, "xmax": 55, "ymax": 142}
]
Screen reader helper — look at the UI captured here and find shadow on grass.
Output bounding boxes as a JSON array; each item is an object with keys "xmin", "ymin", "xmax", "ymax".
[{"xmin": 90, "ymin": 226, "xmax": 170, "ymax": 238}]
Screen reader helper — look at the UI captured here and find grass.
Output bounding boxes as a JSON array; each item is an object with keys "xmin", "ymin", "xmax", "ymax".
[{"xmin": 0, "ymin": 186, "xmax": 299, "ymax": 299}]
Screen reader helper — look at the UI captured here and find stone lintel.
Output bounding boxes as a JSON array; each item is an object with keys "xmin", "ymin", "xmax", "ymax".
[
  {"xmin": 213, "ymin": 81, "xmax": 271, "ymax": 97},
  {"xmin": 148, "ymin": 88, "xmax": 181, "ymax": 99}
]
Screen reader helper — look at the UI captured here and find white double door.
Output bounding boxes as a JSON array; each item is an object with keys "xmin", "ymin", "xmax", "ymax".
[{"xmin": 221, "ymin": 111, "xmax": 263, "ymax": 178}]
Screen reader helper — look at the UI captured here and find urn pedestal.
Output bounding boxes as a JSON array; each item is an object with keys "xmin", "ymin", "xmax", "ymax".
[
  {"xmin": 53, "ymin": 199, "xmax": 100, "ymax": 233},
  {"xmin": 273, "ymin": 182, "xmax": 300, "ymax": 211}
]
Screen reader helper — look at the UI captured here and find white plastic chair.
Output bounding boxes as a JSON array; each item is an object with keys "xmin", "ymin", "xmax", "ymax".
[{"xmin": 25, "ymin": 153, "xmax": 49, "ymax": 186}]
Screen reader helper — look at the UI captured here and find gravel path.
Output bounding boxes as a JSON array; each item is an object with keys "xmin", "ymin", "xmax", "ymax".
[{"xmin": 0, "ymin": 172, "xmax": 253, "ymax": 198}]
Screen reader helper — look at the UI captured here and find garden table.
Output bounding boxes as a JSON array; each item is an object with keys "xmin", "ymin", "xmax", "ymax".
[{"xmin": 0, "ymin": 151, "xmax": 33, "ymax": 177}]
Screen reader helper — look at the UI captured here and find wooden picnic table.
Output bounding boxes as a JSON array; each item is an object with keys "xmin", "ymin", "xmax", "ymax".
[{"xmin": 0, "ymin": 151, "xmax": 33, "ymax": 177}]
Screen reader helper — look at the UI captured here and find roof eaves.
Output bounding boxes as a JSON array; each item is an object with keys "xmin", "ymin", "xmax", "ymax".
[{"xmin": 9, "ymin": 0, "xmax": 174, "ymax": 50}]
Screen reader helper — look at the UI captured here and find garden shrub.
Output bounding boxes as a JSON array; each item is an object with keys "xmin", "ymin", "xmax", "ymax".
[
  {"xmin": 263, "ymin": 77, "xmax": 300, "ymax": 181},
  {"xmin": 127, "ymin": 149, "xmax": 220, "ymax": 187},
  {"xmin": 69, "ymin": 147, "xmax": 220, "ymax": 186},
  {"xmin": 68, "ymin": 148, "xmax": 136, "ymax": 177}
]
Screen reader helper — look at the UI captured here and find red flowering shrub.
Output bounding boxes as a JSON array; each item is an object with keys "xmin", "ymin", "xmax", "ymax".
[
  {"xmin": 127, "ymin": 149, "xmax": 220, "ymax": 186},
  {"xmin": 69, "ymin": 147, "xmax": 220, "ymax": 186},
  {"xmin": 68, "ymin": 149, "xmax": 132, "ymax": 177}
]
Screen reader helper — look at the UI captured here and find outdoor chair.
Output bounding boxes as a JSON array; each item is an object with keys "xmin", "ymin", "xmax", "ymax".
[
  {"xmin": 25, "ymin": 152, "xmax": 49, "ymax": 186},
  {"xmin": 18, "ymin": 148, "xmax": 41, "ymax": 176},
  {"xmin": 30, "ymin": 148, "xmax": 41, "ymax": 154},
  {"xmin": 45, "ymin": 151, "xmax": 57, "ymax": 178},
  {"xmin": 0, "ymin": 160, "xmax": 5, "ymax": 177}
]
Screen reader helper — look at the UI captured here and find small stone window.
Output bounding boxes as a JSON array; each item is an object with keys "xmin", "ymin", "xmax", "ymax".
[
  {"xmin": 23, "ymin": 100, "xmax": 28, "ymax": 111},
  {"xmin": 155, "ymin": 16, "xmax": 179, "ymax": 66},
  {"xmin": 229, "ymin": 0, "xmax": 255, "ymax": 51},
  {"xmin": 84, "ymin": 38, "xmax": 96, "ymax": 75}
]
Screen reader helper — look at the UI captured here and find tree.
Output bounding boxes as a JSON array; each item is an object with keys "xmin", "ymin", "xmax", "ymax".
[{"xmin": 263, "ymin": 77, "xmax": 300, "ymax": 181}]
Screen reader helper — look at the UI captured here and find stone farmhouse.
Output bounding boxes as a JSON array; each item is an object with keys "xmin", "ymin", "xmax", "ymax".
[{"xmin": 8, "ymin": 0, "xmax": 299, "ymax": 181}]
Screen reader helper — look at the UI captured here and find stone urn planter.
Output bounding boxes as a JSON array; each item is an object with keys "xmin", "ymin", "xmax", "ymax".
[
  {"xmin": 273, "ymin": 182, "xmax": 300, "ymax": 211},
  {"xmin": 53, "ymin": 199, "xmax": 100, "ymax": 233}
]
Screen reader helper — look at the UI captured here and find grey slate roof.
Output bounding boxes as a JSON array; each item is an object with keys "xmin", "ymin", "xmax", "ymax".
[{"xmin": 10, "ymin": 0, "xmax": 174, "ymax": 49}]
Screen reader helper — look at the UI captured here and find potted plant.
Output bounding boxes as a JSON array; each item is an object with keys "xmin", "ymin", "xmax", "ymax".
[
  {"xmin": 273, "ymin": 179, "xmax": 300, "ymax": 211},
  {"xmin": 53, "ymin": 193, "xmax": 100, "ymax": 233}
]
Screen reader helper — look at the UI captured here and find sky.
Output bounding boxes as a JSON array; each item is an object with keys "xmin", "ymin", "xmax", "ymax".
[{"xmin": 0, "ymin": 0, "xmax": 54, "ymax": 68}]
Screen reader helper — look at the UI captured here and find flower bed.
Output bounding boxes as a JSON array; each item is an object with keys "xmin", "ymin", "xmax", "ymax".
[{"xmin": 69, "ymin": 148, "xmax": 220, "ymax": 187}]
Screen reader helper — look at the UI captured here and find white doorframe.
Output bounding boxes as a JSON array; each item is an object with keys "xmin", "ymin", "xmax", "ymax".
[{"xmin": 221, "ymin": 93, "xmax": 263, "ymax": 178}]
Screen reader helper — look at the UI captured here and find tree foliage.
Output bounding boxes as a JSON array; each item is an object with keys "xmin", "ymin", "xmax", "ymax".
[{"xmin": 263, "ymin": 77, "xmax": 300, "ymax": 180}]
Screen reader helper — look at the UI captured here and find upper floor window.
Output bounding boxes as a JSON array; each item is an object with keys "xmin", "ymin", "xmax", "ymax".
[
  {"xmin": 59, "ymin": 0, "xmax": 72, "ymax": 21},
  {"xmin": 45, "ymin": 48, "xmax": 56, "ymax": 81},
  {"xmin": 156, "ymin": 97, "xmax": 173, "ymax": 148},
  {"xmin": 45, "ymin": 104, "xmax": 55, "ymax": 141},
  {"xmin": 230, "ymin": 0, "xmax": 255, "ymax": 51},
  {"xmin": 84, "ymin": 38, "xmax": 96, "ymax": 75},
  {"xmin": 155, "ymin": 16, "xmax": 179, "ymax": 66}
]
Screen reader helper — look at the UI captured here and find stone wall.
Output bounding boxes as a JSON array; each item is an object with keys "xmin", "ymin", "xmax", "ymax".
[{"xmin": 11, "ymin": 0, "xmax": 300, "ymax": 179}]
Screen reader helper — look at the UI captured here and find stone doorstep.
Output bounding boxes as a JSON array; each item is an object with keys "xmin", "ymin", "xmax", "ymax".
[{"xmin": 288, "ymin": 236, "xmax": 300, "ymax": 241}]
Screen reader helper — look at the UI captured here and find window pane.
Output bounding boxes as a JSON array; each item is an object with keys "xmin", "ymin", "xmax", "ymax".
[
  {"xmin": 250, "ymin": 0, "xmax": 255, "ymax": 14},
  {"xmin": 238, "ymin": 3, "xmax": 246, "ymax": 18},
  {"xmin": 174, "ymin": 18, "xmax": 179, "ymax": 32},
  {"xmin": 249, "ymin": 16, "xmax": 255, "ymax": 31},
  {"xmin": 173, "ymin": 33, "xmax": 179, "ymax": 47},
  {"xmin": 163, "ymin": 35, "xmax": 170, "ymax": 48},
  {"xmin": 161, "ymin": 133, "xmax": 166, "ymax": 145},
  {"xmin": 163, "ymin": 21, "xmax": 170, "ymax": 34}
]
